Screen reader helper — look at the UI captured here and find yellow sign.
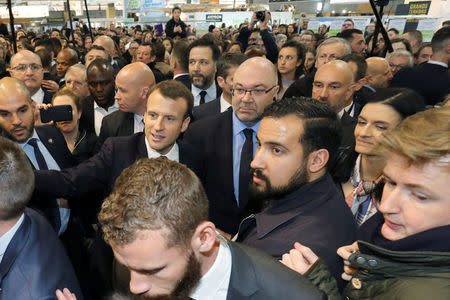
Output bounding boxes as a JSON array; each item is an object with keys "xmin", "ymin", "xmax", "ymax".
[{"xmin": 408, "ymin": 1, "xmax": 431, "ymax": 15}]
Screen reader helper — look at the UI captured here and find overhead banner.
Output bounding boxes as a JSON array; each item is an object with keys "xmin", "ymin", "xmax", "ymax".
[
  {"xmin": 417, "ymin": 18, "xmax": 438, "ymax": 42},
  {"xmin": 388, "ymin": 18, "xmax": 407, "ymax": 34},
  {"xmin": 0, "ymin": 6, "xmax": 49, "ymax": 18},
  {"xmin": 408, "ymin": 1, "xmax": 431, "ymax": 15}
]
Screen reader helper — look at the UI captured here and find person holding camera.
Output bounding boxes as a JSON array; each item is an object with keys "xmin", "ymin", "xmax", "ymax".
[{"xmin": 237, "ymin": 10, "xmax": 278, "ymax": 64}]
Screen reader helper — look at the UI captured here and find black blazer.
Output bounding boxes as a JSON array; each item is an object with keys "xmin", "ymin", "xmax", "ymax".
[
  {"xmin": 79, "ymin": 95, "xmax": 95, "ymax": 134},
  {"xmin": 340, "ymin": 110, "xmax": 357, "ymax": 150},
  {"xmin": 174, "ymin": 73, "xmax": 191, "ymax": 89},
  {"xmin": 0, "ymin": 209, "xmax": 83, "ymax": 300},
  {"xmin": 96, "ymin": 110, "xmax": 135, "ymax": 152},
  {"xmin": 42, "ymin": 89, "xmax": 55, "ymax": 104},
  {"xmin": 226, "ymin": 242, "xmax": 325, "ymax": 300},
  {"xmin": 183, "ymin": 109, "xmax": 245, "ymax": 234},
  {"xmin": 34, "ymin": 133, "xmax": 203, "ymax": 202},
  {"xmin": 391, "ymin": 62, "xmax": 450, "ymax": 106},
  {"xmin": 282, "ymin": 69, "xmax": 316, "ymax": 99},
  {"xmin": 192, "ymin": 97, "xmax": 221, "ymax": 122},
  {"xmin": 34, "ymin": 125, "xmax": 76, "ymax": 169}
]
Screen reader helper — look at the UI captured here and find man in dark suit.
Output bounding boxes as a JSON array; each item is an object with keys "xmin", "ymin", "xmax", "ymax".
[
  {"xmin": 136, "ymin": 43, "xmax": 166, "ymax": 83},
  {"xmin": 184, "ymin": 57, "xmax": 279, "ymax": 235},
  {"xmin": 391, "ymin": 26, "xmax": 450, "ymax": 106},
  {"xmin": 55, "ymin": 157, "xmax": 324, "ymax": 300},
  {"xmin": 96, "ymin": 62, "xmax": 156, "ymax": 150},
  {"xmin": 0, "ymin": 137, "xmax": 83, "ymax": 300},
  {"xmin": 236, "ymin": 99, "xmax": 355, "ymax": 290},
  {"xmin": 192, "ymin": 52, "xmax": 248, "ymax": 121},
  {"xmin": 171, "ymin": 39, "xmax": 191, "ymax": 89},
  {"xmin": 9, "ymin": 49, "xmax": 55, "ymax": 104},
  {"xmin": 80, "ymin": 58, "xmax": 118, "ymax": 135},
  {"xmin": 311, "ymin": 60, "xmax": 358, "ymax": 149}
]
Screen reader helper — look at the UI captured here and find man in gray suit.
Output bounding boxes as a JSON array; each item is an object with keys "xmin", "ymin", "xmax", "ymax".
[{"xmin": 57, "ymin": 157, "xmax": 324, "ymax": 300}]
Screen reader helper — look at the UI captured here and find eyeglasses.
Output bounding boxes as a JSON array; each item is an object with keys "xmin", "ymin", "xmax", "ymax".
[
  {"xmin": 300, "ymin": 38, "xmax": 313, "ymax": 42},
  {"xmin": 11, "ymin": 63, "xmax": 42, "ymax": 72},
  {"xmin": 231, "ymin": 85, "xmax": 277, "ymax": 98}
]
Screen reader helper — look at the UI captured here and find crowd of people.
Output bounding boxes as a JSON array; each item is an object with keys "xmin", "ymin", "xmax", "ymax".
[{"xmin": 0, "ymin": 6, "xmax": 449, "ymax": 300}]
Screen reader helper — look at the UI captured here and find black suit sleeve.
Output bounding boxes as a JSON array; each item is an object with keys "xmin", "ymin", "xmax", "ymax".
[
  {"xmin": 260, "ymin": 29, "xmax": 278, "ymax": 64},
  {"xmin": 33, "ymin": 138, "xmax": 116, "ymax": 202},
  {"xmin": 237, "ymin": 26, "xmax": 251, "ymax": 52}
]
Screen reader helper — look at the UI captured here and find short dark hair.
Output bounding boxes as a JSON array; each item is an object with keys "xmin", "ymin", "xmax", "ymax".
[
  {"xmin": 87, "ymin": 45, "xmax": 111, "ymax": 62},
  {"xmin": 86, "ymin": 58, "xmax": 114, "ymax": 77},
  {"xmin": 390, "ymin": 37, "xmax": 412, "ymax": 52},
  {"xmin": 338, "ymin": 29, "xmax": 363, "ymax": 42},
  {"xmin": 140, "ymin": 42, "xmax": 154, "ymax": 56},
  {"xmin": 172, "ymin": 6, "xmax": 181, "ymax": 13},
  {"xmin": 442, "ymin": 20, "xmax": 450, "ymax": 26},
  {"xmin": 263, "ymin": 97, "xmax": 342, "ymax": 168},
  {"xmin": 403, "ymin": 29, "xmax": 423, "ymax": 45},
  {"xmin": 341, "ymin": 53, "xmax": 367, "ymax": 81},
  {"xmin": 188, "ymin": 38, "xmax": 221, "ymax": 63},
  {"xmin": 280, "ymin": 40, "xmax": 306, "ymax": 78},
  {"xmin": 344, "ymin": 18, "xmax": 354, "ymax": 25},
  {"xmin": 388, "ymin": 28, "xmax": 399, "ymax": 35},
  {"xmin": 0, "ymin": 137, "xmax": 34, "ymax": 220},
  {"xmin": 152, "ymin": 41, "xmax": 166, "ymax": 62},
  {"xmin": 171, "ymin": 40, "xmax": 190, "ymax": 71},
  {"xmin": 35, "ymin": 48, "xmax": 52, "ymax": 69},
  {"xmin": 414, "ymin": 42, "xmax": 432, "ymax": 59},
  {"xmin": 367, "ymin": 88, "xmax": 425, "ymax": 119},
  {"xmin": 99, "ymin": 157, "xmax": 208, "ymax": 248},
  {"xmin": 431, "ymin": 26, "xmax": 450, "ymax": 54},
  {"xmin": 149, "ymin": 80, "xmax": 194, "ymax": 119},
  {"xmin": 217, "ymin": 52, "xmax": 248, "ymax": 79}
]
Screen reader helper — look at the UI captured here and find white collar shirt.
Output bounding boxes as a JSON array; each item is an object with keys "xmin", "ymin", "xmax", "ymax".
[
  {"xmin": 31, "ymin": 88, "xmax": 45, "ymax": 105},
  {"xmin": 0, "ymin": 214, "xmax": 24, "ymax": 264},
  {"xmin": 144, "ymin": 137, "xmax": 179, "ymax": 162},
  {"xmin": 191, "ymin": 83, "xmax": 217, "ymax": 106},
  {"xmin": 93, "ymin": 101, "xmax": 119, "ymax": 136},
  {"xmin": 220, "ymin": 94, "xmax": 232, "ymax": 113}
]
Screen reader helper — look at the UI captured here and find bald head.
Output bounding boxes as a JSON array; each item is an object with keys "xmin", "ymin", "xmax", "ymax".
[
  {"xmin": 232, "ymin": 57, "xmax": 279, "ymax": 126},
  {"xmin": 312, "ymin": 60, "xmax": 355, "ymax": 113},
  {"xmin": 9, "ymin": 50, "xmax": 44, "ymax": 95},
  {"xmin": 0, "ymin": 77, "xmax": 35, "ymax": 143},
  {"xmin": 93, "ymin": 35, "xmax": 116, "ymax": 56},
  {"xmin": 56, "ymin": 48, "xmax": 79, "ymax": 78},
  {"xmin": 366, "ymin": 57, "xmax": 393, "ymax": 88},
  {"xmin": 115, "ymin": 62, "xmax": 156, "ymax": 115}
]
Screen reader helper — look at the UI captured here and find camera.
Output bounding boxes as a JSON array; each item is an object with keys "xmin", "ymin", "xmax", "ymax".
[{"xmin": 256, "ymin": 11, "xmax": 265, "ymax": 22}]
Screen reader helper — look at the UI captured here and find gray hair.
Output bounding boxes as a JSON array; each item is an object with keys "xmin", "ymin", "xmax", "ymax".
[
  {"xmin": 387, "ymin": 50, "xmax": 414, "ymax": 67},
  {"xmin": 65, "ymin": 63, "xmax": 87, "ymax": 81},
  {"xmin": 316, "ymin": 37, "xmax": 351, "ymax": 60},
  {"xmin": 0, "ymin": 137, "xmax": 34, "ymax": 220}
]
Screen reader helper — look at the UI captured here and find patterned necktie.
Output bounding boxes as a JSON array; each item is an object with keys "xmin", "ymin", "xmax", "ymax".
[
  {"xmin": 239, "ymin": 128, "xmax": 253, "ymax": 207},
  {"xmin": 199, "ymin": 90, "xmax": 207, "ymax": 105}
]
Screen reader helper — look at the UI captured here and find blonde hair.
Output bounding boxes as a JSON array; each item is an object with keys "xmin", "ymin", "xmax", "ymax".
[{"xmin": 377, "ymin": 106, "xmax": 450, "ymax": 165}]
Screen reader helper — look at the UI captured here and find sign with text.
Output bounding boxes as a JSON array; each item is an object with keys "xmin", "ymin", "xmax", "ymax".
[
  {"xmin": 206, "ymin": 14, "xmax": 223, "ymax": 22},
  {"xmin": 408, "ymin": 1, "xmax": 431, "ymax": 15}
]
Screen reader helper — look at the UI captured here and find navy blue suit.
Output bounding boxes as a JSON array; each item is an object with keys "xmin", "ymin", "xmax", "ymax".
[{"xmin": 0, "ymin": 209, "xmax": 82, "ymax": 300}]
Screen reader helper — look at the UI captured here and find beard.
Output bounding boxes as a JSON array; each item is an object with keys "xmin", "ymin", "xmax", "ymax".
[
  {"xmin": 138, "ymin": 251, "xmax": 202, "ymax": 300},
  {"xmin": 2, "ymin": 122, "xmax": 34, "ymax": 143},
  {"xmin": 190, "ymin": 72, "xmax": 214, "ymax": 90},
  {"xmin": 248, "ymin": 159, "xmax": 309, "ymax": 209}
]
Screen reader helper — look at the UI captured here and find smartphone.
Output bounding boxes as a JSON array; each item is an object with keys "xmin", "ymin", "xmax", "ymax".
[{"xmin": 40, "ymin": 105, "xmax": 73, "ymax": 123}]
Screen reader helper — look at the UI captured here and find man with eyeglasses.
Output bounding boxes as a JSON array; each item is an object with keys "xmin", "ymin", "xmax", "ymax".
[
  {"xmin": 79, "ymin": 58, "xmax": 118, "ymax": 136},
  {"xmin": 341, "ymin": 19, "xmax": 354, "ymax": 31},
  {"xmin": 299, "ymin": 32, "xmax": 316, "ymax": 48},
  {"xmin": 184, "ymin": 57, "xmax": 279, "ymax": 235},
  {"xmin": 9, "ymin": 50, "xmax": 54, "ymax": 105}
]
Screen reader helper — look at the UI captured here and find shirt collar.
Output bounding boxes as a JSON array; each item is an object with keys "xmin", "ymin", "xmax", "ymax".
[
  {"xmin": 220, "ymin": 94, "xmax": 232, "ymax": 113},
  {"xmin": 190, "ymin": 241, "xmax": 232, "ymax": 300},
  {"xmin": 337, "ymin": 101, "xmax": 354, "ymax": 119},
  {"xmin": 144, "ymin": 137, "xmax": 179, "ymax": 162},
  {"xmin": 173, "ymin": 73, "xmax": 189, "ymax": 79},
  {"xmin": 94, "ymin": 100, "xmax": 119, "ymax": 113},
  {"xmin": 0, "ymin": 214, "xmax": 24, "ymax": 262},
  {"xmin": 31, "ymin": 88, "xmax": 45, "ymax": 104},
  {"xmin": 18, "ymin": 129, "xmax": 39, "ymax": 147},
  {"xmin": 427, "ymin": 60, "xmax": 448, "ymax": 68},
  {"xmin": 232, "ymin": 112, "xmax": 260, "ymax": 137},
  {"xmin": 191, "ymin": 82, "xmax": 216, "ymax": 98}
]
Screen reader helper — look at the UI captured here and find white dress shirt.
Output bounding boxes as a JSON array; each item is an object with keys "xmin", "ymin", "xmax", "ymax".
[
  {"xmin": 133, "ymin": 114, "xmax": 145, "ymax": 133},
  {"xmin": 94, "ymin": 101, "xmax": 119, "ymax": 136},
  {"xmin": 144, "ymin": 137, "xmax": 179, "ymax": 162},
  {"xmin": 192, "ymin": 83, "xmax": 217, "ymax": 106},
  {"xmin": 0, "ymin": 214, "xmax": 24, "ymax": 264},
  {"xmin": 337, "ymin": 101, "xmax": 355, "ymax": 119},
  {"xmin": 31, "ymin": 88, "xmax": 45, "ymax": 105},
  {"xmin": 220, "ymin": 94, "xmax": 232, "ymax": 113},
  {"xmin": 190, "ymin": 240, "xmax": 232, "ymax": 300}
]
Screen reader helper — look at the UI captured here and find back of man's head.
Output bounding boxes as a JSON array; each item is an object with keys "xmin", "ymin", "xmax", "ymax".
[
  {"xmin": 171, "ymin": 40, "xmax": 190, "ymax": 72},
  {"xmin": 217, "ymin": 52, "xmax": 248, "ymax": 78},
  {"xmin": 99, "ymin": 157, "xmax": 209, "ymax": 248},
  {"xmin": 263, "ymin": 97, "xmax": 342, "ymax": 169},
  {"xmin": 35, "ymin": 48, "xmax": 52, "ymax": 70},
  {"xmin": 431, "ymin": 26, "xmax": 450, "ymax": 54},
  {"xmin": 338, "ymin": 29, "xmax": 363, "ymax": 41},
  {"xmin": 341, "ymin": 53, "xmax": 367, "ymax": 81},
  {"xmin": 0, "ymin": 137, "xmax": 34, "ymax": 220}
]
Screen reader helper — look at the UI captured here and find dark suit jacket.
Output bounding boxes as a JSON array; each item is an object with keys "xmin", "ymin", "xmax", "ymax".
[
  {"xmin": 0, "ymin": 209, "xmax": 83, "ymax": 300},
  {"xmin": 34, "ymin": 133, "xmax": 203, "ymax": 202},
  {"xmin": 391, "ymin": 62, "xmax": 450, "ymax": 106},
  {"xmin": 43, "ymin": 88, "xmax": 55, "ymax": 104},
  {"xmin": 227, "ymin": 242, "xmax": 325, "ymax": 300},
  {"xmin": 192, "ymin": 97, "xmax": 221, "ymax": 121},
  {"xmin": 174, "ymin": 73, "xmax": 191, "ymax": 89},
  {"xmin": 340, "ymin": 110, "xmax": 357, "ymax": 150},
  {"xmin": 183, "ymin": 109, "xmax": 245, "ymax": 234},
  {"xmin": 282, "ymin": 69, "xmax": 316, "ymax": 99},
  {"xmin": 96, "ymin": 110, "xmax": 135, "ymax": 152},
  {"xmin": 79, "ymin": 95, "xmax": 95, "ymax": 134}
]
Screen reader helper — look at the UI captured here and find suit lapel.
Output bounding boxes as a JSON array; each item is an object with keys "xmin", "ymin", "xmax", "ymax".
[
  {"xmin": 219, "ymin": 110, "xmax": 234, "ymax": 198},
  {"xmin": 36, "ymin": 126, "xmax": 74, "ymax": 168},
  {"xmin": 136, "ymin": 133, "xmax": 148, "ymax": 159},
  {"xmin": 226, "ymin": 242, "xmax": 258, "ymax": 300}
]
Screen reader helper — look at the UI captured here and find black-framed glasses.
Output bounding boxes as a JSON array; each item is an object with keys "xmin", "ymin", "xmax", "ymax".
[{"xmin": 231, "ymin": 85, "xmax": 277, "ymax": 98}]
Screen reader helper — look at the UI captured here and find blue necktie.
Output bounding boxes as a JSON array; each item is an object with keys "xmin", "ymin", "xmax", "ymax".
[
  {"xmin": 239, "ymin": 128, "xmax": 253, "ymax": 207},
  {"xmin": 27, "ymin": 138, "xmax": 48, "ymax": 170}
]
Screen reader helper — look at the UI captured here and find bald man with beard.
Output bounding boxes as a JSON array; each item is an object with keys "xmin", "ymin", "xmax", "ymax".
[{"xmin": 96, "ymin": 62, "xmax": 156, "ymax": 150}]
